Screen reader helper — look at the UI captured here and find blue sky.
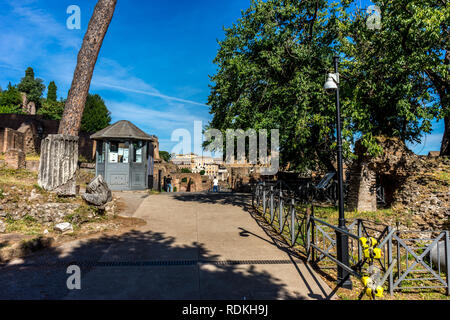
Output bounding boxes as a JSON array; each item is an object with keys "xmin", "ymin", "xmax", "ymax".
[{"xmin": 0, "ymin": 0, "xmax": 444, "ymax": 155}]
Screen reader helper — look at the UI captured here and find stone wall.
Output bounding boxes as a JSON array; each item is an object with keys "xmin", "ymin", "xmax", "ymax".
[
  {"xmin": 346, "ymin": 137, "xmax": 416, "ymax": 212},
  {"xmin": 21, "ymin": 93, "xmax": 36, "ymax": 115},
  {"xmin": 391, "ymin": 156, "xmax": 450, "ymax": 231},
  {"xmin": 0, "ymin": 128, "xmax": 24, "ymax": 153},
  {"xmin": 151, "ymin": 162, "xmax": 178, "ymax": 191},
  {"xmin": 228, "ymin": 166, "xmax": 262, "ymax": 192},
  {"xmin": 347, "ymin": 161, "xmax": 377, "ymax": 212},
  {"xmin": 5, "ymin": 149, "xmax": 26, "ymax": 170},
  {"xmin": 0, "ymin": 114, "xmax": 95, "ymax": 160},
  {"xmin": 170, "ymin": 173, "xmax": 208, "ymax": 192}
]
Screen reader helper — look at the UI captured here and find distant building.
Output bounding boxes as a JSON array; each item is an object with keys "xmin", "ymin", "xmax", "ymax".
[{"xmin": 171, "ymin": 154, "xmax": 228, "ymax": 179}]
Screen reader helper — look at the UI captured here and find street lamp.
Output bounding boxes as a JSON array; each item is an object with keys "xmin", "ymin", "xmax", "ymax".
[{"xmin": 324, "ymin": 56, "xmax": 353, "ymax": 290}]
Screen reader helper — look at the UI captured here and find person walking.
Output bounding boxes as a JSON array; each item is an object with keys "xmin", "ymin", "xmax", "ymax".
[
  {"xmin": 166, "ymin": 175, "xmax": 173, "ymax": 193},
  {"xmin": 213, "ymin": 176, "xmax": 219, "ymax": 193}
]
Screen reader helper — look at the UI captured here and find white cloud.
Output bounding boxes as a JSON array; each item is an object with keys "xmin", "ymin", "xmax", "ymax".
[
  {"xmin": 0, "ymin": 1, "xmax": 208, "ymax": 109},
  {"xmin": 106, "ymin": 100, "xmax": 210, "ymax": 129}
]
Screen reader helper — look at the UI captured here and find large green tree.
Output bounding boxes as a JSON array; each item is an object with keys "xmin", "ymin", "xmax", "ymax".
[
  {"xmin": 80, "ymin": 94, "xmax": 111, "ymax": 133},
  {"xmin": 208, "ymin": 0, "xmax": 449, "ymax": 172},
  {"xmin": 0, "ymin": 82, "xmax": 22, "ymax": 108},
  {"xmin": 340, "ymin": 0, "xmax": 449, "ymax": 155},
  {"xmin": 38, "ymin": 92, "xmax": 111, "ymax": 133},
  {"xmin": 47, "ymin": 81, "xmax": 58, "ymax": 102},
  {"xmin": 207, "ymin": 0, "xmax": 343, "ymax": 172},
  {"xmin": 17, "ymin": 67, "xmax": 46, "ymax": 108}
]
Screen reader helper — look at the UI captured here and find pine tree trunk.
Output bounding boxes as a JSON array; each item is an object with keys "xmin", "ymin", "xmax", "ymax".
[
  {"xmin": 441, "ymin": 114, "xmax": 450, "ymax": 156},
  {"xmin": 59, "ymin": 0, "xmax": 117, "ymax": 136},
  {"xmin": 39, "ymin": 0, "xmax": 116, "ymax": 194}
]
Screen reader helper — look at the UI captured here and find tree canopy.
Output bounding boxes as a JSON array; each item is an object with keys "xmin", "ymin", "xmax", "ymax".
[
  {"xmin": 47, "ymin": 81, "xmax": 58, "ymax": 102},
  {"xmin": 0, "ymin": 83, "xmax": 23, "ymax": 109},
  {"xmin": 340, "ymin": 0, "xmax": 448, "ymax": 155},
  {"xmin": 17, "ymin": 67, "xmax": 45, "ymax": 108},
  {"xmin": 80, "ymin": 94, "xmax": 112, "ymax": 133},
  {"xmin": 159, "ymin": 151, "xmax": 172, "ymax": 162},
  {"xmin": 207, "ymin": 0, "xmax": 450, "ymax": 172}
]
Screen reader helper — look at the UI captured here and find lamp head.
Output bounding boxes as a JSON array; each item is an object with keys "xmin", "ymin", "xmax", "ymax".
[{"xmin": 324, "ymin": 73, "xmax": 339, "ymax": 95}]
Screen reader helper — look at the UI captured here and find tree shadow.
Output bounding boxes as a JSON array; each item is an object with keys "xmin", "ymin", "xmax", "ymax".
[
  {"xmin": 0, "ymin": 228, "xmax": 307, "ymax": 300},
  {"xmin": 172, "ymin": 193, "xmax": 334, "ymax": 300},
  {"xmin": 172, "ymin": 192, "xmax": 254, "ymax": 212}
]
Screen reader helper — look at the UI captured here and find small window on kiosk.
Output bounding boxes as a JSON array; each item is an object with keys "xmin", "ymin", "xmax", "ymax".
[
  {"xmin": 109, "ymin": 142, "xmax": 129, "ymax": 164},
  {"xmin": 133, "ymin": 141, "xmax": 144, "ymax": 163},
  {"xmin": 97, "ymin": 141, "xmax": 105, "ymax": 164}
]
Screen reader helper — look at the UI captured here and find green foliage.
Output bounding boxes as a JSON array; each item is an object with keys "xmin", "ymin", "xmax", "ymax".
[
  {"xmin": 339, "ymin": 0, "xmax": 447, "ymax": 149},
  {"xmin": 180, "ymin": 168, "xmax": 192, "ymax": 174},
  {"xmin": 0, "ymin": 104, "xmax": 25, "ymax": 114},
  {"xmin": 208, "ymin": 0, "xmax": 449, "ymax": 170},
  {"xmin": 207, "ymin": 0, "xmax": 343, "ymax": 172},
  {"xmin": 17, "ymin": 67, "xmax": 45, "ymax": 107},
  {"xmin": 200, "ymin": 170, "xmax": 206, "ymax": 176},
  {"xmin": 81, "ymin": 94, "xmax": 112, "ymax": 133},
  {"xmin": 0, "ymin": 82, "xmax": 22, "ymax": 108},
  {"xmin": 37, "ymin": 99, "xmax": 65, "ymax": 120},
  {"xmin": 159, "ymin": 151, "xmax": 172, "ymax": 162},
  {"xmin": 47, "ymin": 81, "xmax": 57, "ymax": 102}
]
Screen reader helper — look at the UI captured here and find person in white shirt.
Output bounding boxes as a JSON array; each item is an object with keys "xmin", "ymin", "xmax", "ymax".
[{"xmin": 213, "ymin": 177, "xmax": 219, "ymax": 192}]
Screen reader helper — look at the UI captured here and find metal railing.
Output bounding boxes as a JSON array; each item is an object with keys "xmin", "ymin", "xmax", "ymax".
[{"xmin": 251, "ymin": 181, "xmax": 450, "ymax": 296}]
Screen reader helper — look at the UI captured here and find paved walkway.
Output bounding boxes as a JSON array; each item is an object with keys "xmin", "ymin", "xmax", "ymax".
[{"xmin": 0, "ymin": 193, "xmax": 334, "ymax": 300}]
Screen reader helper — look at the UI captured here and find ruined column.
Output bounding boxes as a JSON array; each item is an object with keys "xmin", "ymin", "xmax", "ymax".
[{"xmin": 38, "ymin": 135, "xmax": 79, "ymax": 196}]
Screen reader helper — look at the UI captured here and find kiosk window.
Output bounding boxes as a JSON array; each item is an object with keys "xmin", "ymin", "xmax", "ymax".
[
  {"xmin": 97, "ymin": 142, "xmax": 105, "ymax": 164},
  {"xmin": 109, "ymin": 142, "xmax": 129, "ymax": 163},
  {"xmin": 133, "ymin": 141, "xmax": 144, "ymax": 163}
]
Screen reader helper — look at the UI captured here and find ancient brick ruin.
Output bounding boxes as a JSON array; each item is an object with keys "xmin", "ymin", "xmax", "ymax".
[
  {"xmin": 0, "ymin": 114, "xmax": 96, "ymax": 172},
  {"xmin": 346, "ymin": 136, "xmax": 449, "ymax": 230}
]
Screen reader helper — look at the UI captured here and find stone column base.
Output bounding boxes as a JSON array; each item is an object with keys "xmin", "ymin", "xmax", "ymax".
[{"xmin": 38, "ymin": 134, "xmax": 79, "ymax": 196}]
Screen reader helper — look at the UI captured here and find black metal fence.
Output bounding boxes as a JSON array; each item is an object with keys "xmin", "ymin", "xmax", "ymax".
[{"xmin": 252, "ymin": 181, "xmax": 450, "ymax": 297}]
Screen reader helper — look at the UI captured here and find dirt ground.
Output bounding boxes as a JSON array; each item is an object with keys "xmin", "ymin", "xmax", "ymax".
[{"xmin": 0, "ymin": 167, "xmax": 148, "ymax": 263}]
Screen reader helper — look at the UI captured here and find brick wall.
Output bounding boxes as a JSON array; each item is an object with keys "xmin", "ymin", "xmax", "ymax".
[
  {"xmin": 346, "ymin": 161, "xmax": 377, "ymax": 212},
  {"xmin": 0, "ymin": 128, "xmax": 25, "ymax": 153},
  {"xmin": 0, "ymin": 114, "xmax": 95, "ymax": 161}
]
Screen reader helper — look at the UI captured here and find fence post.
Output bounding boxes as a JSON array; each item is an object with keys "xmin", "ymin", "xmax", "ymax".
[
  {"xmin": 357, "ymin": 219, "xmax": 362, "ymax": 265},
  {"xmin": 311, "ymin": 205, "xmax": 316, "ymax": 262},
  {"xmin": 387, "ymin": 226, "xmax": 394, "ymax": 296},
  {"xmin": 397, "ymin": 231, "xmax": 401, "ymax": 290},
  {"xmin": 252, "ymin": 183, "xmax": 255, "ymax": 208},
  {"xmin": 270, "ymin": 186, "xmax": 274, "ymax": 223},
  {"xmin": 306, "ymin": 205, "xmax": 311, "ymax": 261},
  {"xmin": 445, "ymin": 231, "xmax": 450, "ymax": 296},
  {"xmin": 262, "ymin": 182, "xmax": 266, "ymax": 215},
  {"xmin": 279, "ymin": 188, "xmax": 283, "ymax": 233},
  {"xmin": 291, "ymin": 198, "xmax": 295, "ymax": 246}
]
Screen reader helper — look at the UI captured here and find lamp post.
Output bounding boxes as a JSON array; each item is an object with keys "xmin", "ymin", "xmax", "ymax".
[{"xmin": 324, "ymin": 56, "xmax": 353, "ymax": 289}]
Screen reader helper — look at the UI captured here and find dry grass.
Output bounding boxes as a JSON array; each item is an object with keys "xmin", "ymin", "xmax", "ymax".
[{"xmin": 0, "ymin": 154, "xmax": 40, "ymax": 161}]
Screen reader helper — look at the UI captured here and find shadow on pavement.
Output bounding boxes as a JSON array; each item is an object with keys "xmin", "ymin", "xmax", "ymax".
[
  {"xmin": 172, "ymin": 192, "xmax": 254, "ymax": 212},
  {"xmin": 0, "ymin": 228, "xmax": 306, "ymax": 300}
]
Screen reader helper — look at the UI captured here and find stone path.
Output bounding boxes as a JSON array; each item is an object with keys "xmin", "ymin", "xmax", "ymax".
[{"xmin": 0, "ymin": 193, "xmax": 335, "ymax": 300}]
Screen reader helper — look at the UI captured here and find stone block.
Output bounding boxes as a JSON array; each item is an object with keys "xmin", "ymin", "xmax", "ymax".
[
  {"xmin": 82, "ymin": 175, "xmax": 112, "ymax": 206},
  {"xmin": 5, "ymin": 148, "xmax": 26, "ymax": 170}
]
